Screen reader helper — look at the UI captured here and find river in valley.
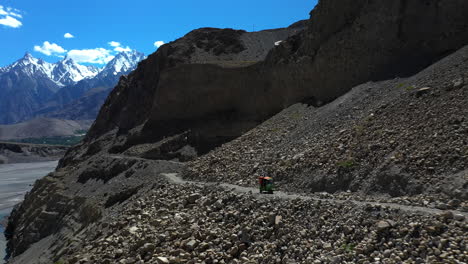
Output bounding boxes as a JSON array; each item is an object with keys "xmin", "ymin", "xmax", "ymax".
[{"xmin": 0, "ymin": 161, "xmax": 58, "ymax": 262}]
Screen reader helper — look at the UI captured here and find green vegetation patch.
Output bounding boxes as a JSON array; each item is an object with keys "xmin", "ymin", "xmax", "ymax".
[
  {"xmin": 74, "ymin": 129, "xmax": 88, "ymax": 134},
  {"xmin": 10, "ymin": 135, "xmax": 85, "ymax": 146},
  {"xmin": 337, "ymin": 159, "xmax": 357, "ymax": 169},
  {"xmin": 396, "ymin": 82, "xmax": 415, "ymax": 91},
  {"xmin": 289, "ymin": 111, "xmax": 303, "ymax": 120},
  {"xmin": 341, "ymin": 243, "xmax": 356, "ymax": 252}
]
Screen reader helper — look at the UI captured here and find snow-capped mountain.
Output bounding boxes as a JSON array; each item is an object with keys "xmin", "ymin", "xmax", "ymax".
[
  {"xmin": 0, "ymin": 53, "xmax": 59, "ymax": 124},
  {"xmin": 0, "ymin": 50, "xmax": 145, "ymax": 124},
  {"xmin": 1, "ymin": 53, "xmax": 101, "ymax": 87},
  {"xmin": 51, "ymin": 56, "xmax": 101, "ymax": 86},
  {"xmin": 100, "ymin": 50, "xmax": 145, "ymax": 77},
  {"xmin": 38, "ymin": 50, "xmax": 145, "ymax": 114},
  {"xmin": 1, "ymin": 53, "xmax": 56, "ymax": 85}
]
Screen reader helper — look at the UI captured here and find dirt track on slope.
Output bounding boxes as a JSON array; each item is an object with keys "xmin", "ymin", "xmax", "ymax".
[{"xmin": 162, "ymin": 173, "xmax": 468, "ymax": 220}]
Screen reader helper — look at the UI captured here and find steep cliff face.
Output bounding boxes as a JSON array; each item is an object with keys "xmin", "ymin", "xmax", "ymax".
[
  {"xmin": 266, "ymin": 0, "xmax": 468, "ymax": 98},
  {"xmin": 81, "ymin": 0, "xmax": 468, "ymax": 163},
  {"xmin": 73, "ymin": 24, "xmax": 306, "ymax": 163},
  {"xmin": 186, "ymin": 44, "xmax": 468, "ymax": 199}
]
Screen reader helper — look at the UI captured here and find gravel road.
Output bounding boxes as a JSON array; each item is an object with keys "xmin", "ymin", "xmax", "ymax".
[{"xmin": 163, "ymin": 173, "xmax": 468, "ymax": 219}]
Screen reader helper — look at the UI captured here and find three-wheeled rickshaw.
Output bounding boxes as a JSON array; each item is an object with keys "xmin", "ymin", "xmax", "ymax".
[{"xmin": 258, "ymin": 176, "xmax": 274, "ymax": 194}]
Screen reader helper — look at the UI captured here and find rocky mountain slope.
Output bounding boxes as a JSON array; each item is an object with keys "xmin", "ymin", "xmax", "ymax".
[
  {"xmin": 0, "ymin": 51, "xmax": 144, "ymax": 124},
  {"xmin": 13, "ymin": 173, "xmax": 467, "ymax": 264},
  {"xmin": 186, "ymin": 43, "xmax": 468, "ymax": 204},
  {"xmin": 81, "ymin": 23, "xmax": 307, "ymax": 157},
  {"xmin": 80, "ymin": 0, "xmax": 468, "ymax": 163},
  {"xmin": 4, "ymin": 0, "xmax": 468, "ymax": 263}
]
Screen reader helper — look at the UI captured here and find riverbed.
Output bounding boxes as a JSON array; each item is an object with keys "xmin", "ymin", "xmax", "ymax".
[{"xmin": 0, "ymin": 161, "xmax": 58, "ymax": 262}]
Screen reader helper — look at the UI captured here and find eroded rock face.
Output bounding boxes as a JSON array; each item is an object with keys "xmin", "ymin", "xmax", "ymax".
[
  {"xmin": 185, "ymin": 43, "xmax": 468, "ymax": 203},
  {"xmin": 85, "ymin": 25, "xmax": 306, "ymax": 156},
  {"xmin": 267, "ymin": 0, "xmax": 468, "ymax": 97},
  {"xmin": 84, "ymin": 0, "xmax": 468, "ymax": 161}
]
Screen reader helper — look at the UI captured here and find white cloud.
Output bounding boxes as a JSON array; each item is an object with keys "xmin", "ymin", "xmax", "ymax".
[
  {"xmin": 32, "ymin": 40, "xmax": 133, "ymax": 65},
  {"xmin": 114, "ymin": 46, "xmax": 131, "ymax": 52},
  {"xmin": 67, "ymin": 48, "xmax": 114, "ymax": 64},
  {"xmin": 154, "ymin": 41, "xmax": 165, "ymax": 48},
  {"xmin": 0, "ymin": 5, "xmax": 23, "ymax": 28},
  {"xmin": 108, "ymin": 41, "xmax": 120, "ymax": 47},
  {"xmin": 34, "ymin": 41, "xmax": 67, "ymax": 56},
  {"xmin": 7, "ymin": 10, "xmax": 22, "ymax": 19},
  {"xmin": 64, "ymin": 33, "xmax": 75, "ymax": 39},
  {"xmin": 0, "ymin": 15, "xmax": 21, "ymax": 28},
  {"xmin": 108, "ymin": 41, "xmax": 132, "ymax": 53}
]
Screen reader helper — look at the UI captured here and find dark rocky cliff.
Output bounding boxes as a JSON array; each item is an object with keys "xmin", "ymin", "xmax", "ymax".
[
  {"xmin": 6, "ymin": 1, "xmax": 468, "ymax": 262},
  {"xmin": 75, "ymin": 0, "xmax": 468, "ymax": 165},
  {"xmin": 266, "ymin": 0, "xmax": 468, "ymax": 97},
  {"xmin": 62, "ymin": 24, "xmax": 306, "ymax": 165}
]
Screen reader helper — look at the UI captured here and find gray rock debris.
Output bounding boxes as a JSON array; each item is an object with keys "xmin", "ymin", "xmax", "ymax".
[{"xmin": 59, "ymin": 183, "xmax": 467, "ymax": 264}]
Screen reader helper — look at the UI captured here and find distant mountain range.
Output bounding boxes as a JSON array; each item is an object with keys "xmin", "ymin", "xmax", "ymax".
[{"xmin": 0, "ymin": 50, "xmax": 145, "ymax": 124}]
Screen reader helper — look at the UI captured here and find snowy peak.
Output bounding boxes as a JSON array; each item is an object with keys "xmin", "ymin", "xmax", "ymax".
[
  {"xmin": 23, "ymin": 52, "xmax": 33, "ymax": 59},
  {"xmin": 2, "ymin": 52, "xmax": 55, "ymax": 79},
  {"xmin": 101, "ymin": 50, "xmax": 145, "ymax": 76},
  {"xmin": 0, "ymin": 50, "xmax": 145, "ymax": 124},
  {"xmin": 0, "ymin": 50, "xmax": 145, "ymax": 89},
  {"xmin": 16, "ymin": 53, "xmax": 41, "ymax": 67},
  {"xmin": 51, "ymin": 56, "xmax": 101, "ymax": 86},
  {"xmin": 0, "ymin": 53, "xmax": 101, "ymax": 87}
]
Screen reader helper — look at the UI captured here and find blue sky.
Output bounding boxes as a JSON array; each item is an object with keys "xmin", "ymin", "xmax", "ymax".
[{"xmin": 0, "ymin": 0, "xmax": 317, "ymax": 67}]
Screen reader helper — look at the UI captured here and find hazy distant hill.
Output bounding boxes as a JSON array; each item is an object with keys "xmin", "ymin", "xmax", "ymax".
[
  {"xmin": 42, "ymin": 86, "xmax": 111, "ymax": 120},
  {"xmin": 0, "ymin": 118, "xmax": 91, "ymax": 140}
]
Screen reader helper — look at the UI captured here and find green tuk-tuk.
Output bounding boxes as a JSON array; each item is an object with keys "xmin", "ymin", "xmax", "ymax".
[{"xmin": 258, "ymin": 176, "xmax": 274, "ymax": 194}]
